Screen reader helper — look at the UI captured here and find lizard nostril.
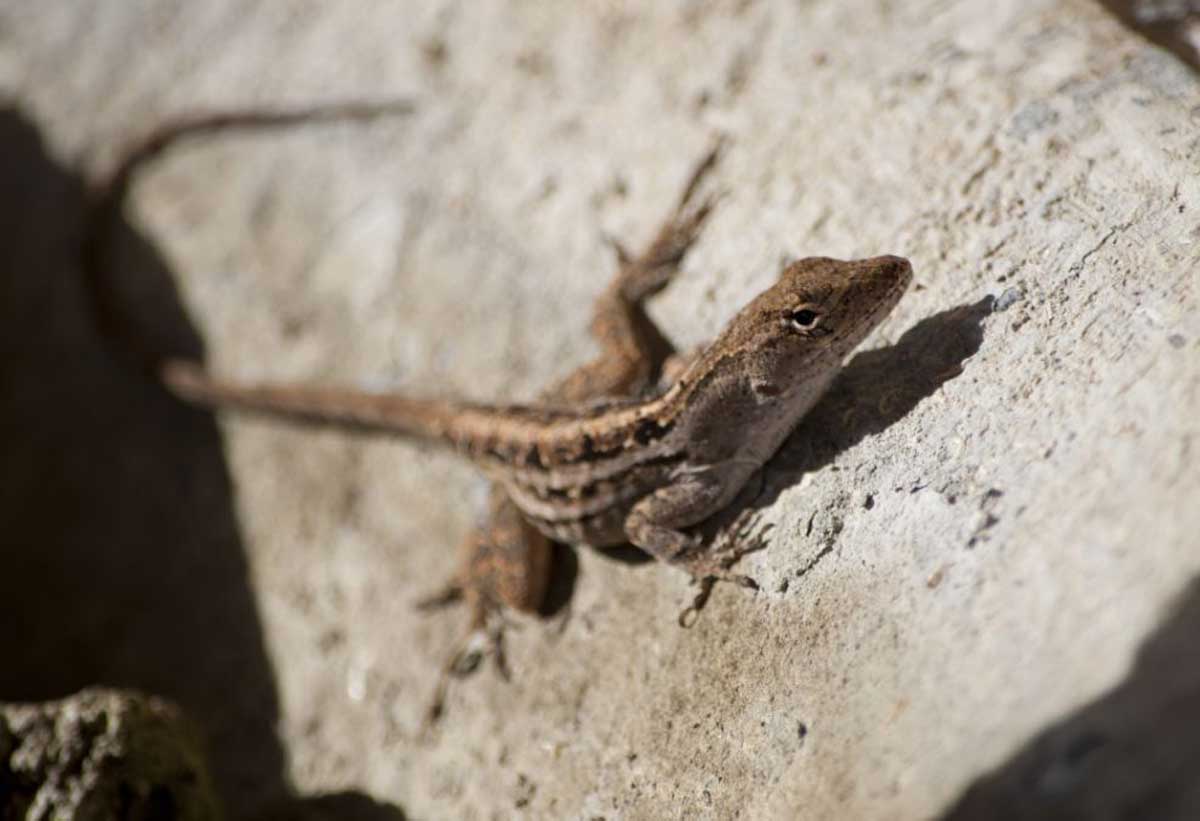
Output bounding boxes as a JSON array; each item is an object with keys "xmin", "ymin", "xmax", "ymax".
[{"xmin": 874, "ymin": 255, "xmax": 913, "ymax": 287}]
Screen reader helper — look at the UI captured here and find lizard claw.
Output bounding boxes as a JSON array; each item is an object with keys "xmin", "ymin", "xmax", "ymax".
[
  {"xmin": 421, "ymin": 597, "xmax": 512, "ymax": 730},
  {"xmin": 672, "ymin": 513, "xmax": 767, "ymax": 625},
  {"xmin": 686, "ymin": 561, "xmax": 759, "ymax": 590},
  {"xmin": 414, "ymin": 583, "xmax": 464, "ymax": 611},
  {"xmin": 446, "ymin": 631, "xmax": 488, "ymax": 677},
  {"xmin": 603, "ymin": 233, "xmax": 634, "ymax": 267},
  {"xmin": 732, "ymin": 573, "xmax": 760, "ymax": 590},
  {"xmin": 678, "ymin": 578, "xmax": 714, "ymax": 628},
  {"xmin": 674, "ymin": 558, "xmax": 759, "ymax": 627}
]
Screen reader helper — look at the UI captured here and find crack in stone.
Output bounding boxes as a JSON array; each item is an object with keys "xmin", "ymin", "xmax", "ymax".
[{"xmin": 1071, "ymin": 219, "xmax": 1134, "ymax": 274}]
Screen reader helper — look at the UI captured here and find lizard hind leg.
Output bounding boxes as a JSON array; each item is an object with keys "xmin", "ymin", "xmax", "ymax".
[
  {"xmin": 422, "ymin": 590, "xmax": 510, "ymax": 729},
  {"xmin": 420, "ymin": 492, "xmax": 552, "ymax": 725}
]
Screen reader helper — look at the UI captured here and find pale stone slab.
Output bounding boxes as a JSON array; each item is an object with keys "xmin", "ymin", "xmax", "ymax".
[{"xmin": 2, "ymin": 0, "xmax": 1198, "ymax": 818}]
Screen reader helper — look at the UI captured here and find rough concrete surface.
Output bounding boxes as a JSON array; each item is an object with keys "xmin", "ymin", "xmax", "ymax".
[
  {"xmin": 0, "ymin": 688, "xmax": 220, "ymax": 820},
  {"xmin": 1, "ymin": 1, "xmax": 1198, "ymax": 819}
]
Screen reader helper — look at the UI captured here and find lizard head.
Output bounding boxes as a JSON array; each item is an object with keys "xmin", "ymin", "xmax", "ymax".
[
  {"xmin": 770, "ymin": 254, "xmax": 911, "ymax": 355},
  {"xmin": 705, "ymin": 255, "xmax": 912, "ymax": 401}
]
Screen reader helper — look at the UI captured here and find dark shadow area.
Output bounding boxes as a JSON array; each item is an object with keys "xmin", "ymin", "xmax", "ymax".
[
  {"xmin": 678, "ymin": 298, "xmax": 990, "ymax": 615},
  {"xmin": 1096, "ymin": 1, "xmax": 1200, "ymax": 73},
  {"xmin": 0, "ymin": 106, "xmax": 404, "ymax": 820},
  {"xmin": 593, "ymin": 543, "xmax": 655, "ymax": 567},
  {"xmin": 538, "ymin": 542, "xmax": 581, "ymax": 617},
  {"xmin": 943, "ymin": 574, "xmax": 1200, "ymax": 820},
  {"xmin": 257, "ymin": 792, "xmax": 408, "ymax": 821},
  {"xmin": 773, "ymin": 297, "xmax": 992, "ymax": 483},
  {"xmin": 692, "ymin": 296, "xmax": 992, "ymax": 541}
]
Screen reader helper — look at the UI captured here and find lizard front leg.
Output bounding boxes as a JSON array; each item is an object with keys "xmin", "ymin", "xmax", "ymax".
[{"xmin": 623, "ymin": 474, "xmax": 759, "ymax": 589}]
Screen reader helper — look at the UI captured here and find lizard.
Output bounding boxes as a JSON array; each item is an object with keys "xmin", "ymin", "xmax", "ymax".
[
  {"xmin": 83, "ymin": 107, "xmax": 726, "ymax": 715},
  {"xmin": 415, "ymin": 140, "xmax": 725, "ymax": 712},
  {"xmin": 84, "ymin": 106, "xmax": 912, "ymax": 706},
  {"xmin": 158, "ymin": 254, "xmax": 912, "ymax": 577}
]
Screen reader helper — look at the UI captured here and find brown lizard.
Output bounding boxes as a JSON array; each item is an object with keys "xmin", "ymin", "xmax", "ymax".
[
  {"xmin": 84, "ymin": 104, "xmax": 733, "ymax": 716},
  {"xmin": 85, "ymin": 108, "xmax": 911, "ymax": 704},
  {"xmin": 416, "ymin": 141, "xmax": 724, "ymax": 709},
  {"xmin": 160, "ymin": 254, "xmax": 911, "ymax": 573}
]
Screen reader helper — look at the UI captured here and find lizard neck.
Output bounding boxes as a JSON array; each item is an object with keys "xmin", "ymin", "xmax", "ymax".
[{"xmin": 463, "ymin": 341, "xmax": 766, "ymax": 472}]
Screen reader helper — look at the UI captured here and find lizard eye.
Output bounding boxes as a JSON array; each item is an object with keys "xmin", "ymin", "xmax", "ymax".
[{"xmin": 785, "ymin": 307, "xmax": 821, "ymax": 332}]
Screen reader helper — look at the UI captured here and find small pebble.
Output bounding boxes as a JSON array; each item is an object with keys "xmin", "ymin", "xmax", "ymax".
[{"xmin": 993, "ymin": 286, "xmax": 1023, "ymax": 312}]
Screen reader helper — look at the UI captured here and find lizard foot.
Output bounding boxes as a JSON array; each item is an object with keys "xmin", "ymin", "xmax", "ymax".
[
  {"xmin": 675, "ymin": 555, "xmax": 759, "ymax": 628},
  {"xmin": 414, "ymin": 581, "xmax": 465, "ymax": 611},
  {"xmin": 674, "ymin": 518, "xmax": 773, "ymax": 627},
  {"xmin": 423, "ymin": 611, "xmax": 511, "ymax": 732}
]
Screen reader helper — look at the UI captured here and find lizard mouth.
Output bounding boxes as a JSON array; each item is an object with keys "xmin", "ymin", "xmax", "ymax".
[
  {"xmin": 838, "ymin": 255, "xmax": 912, "ymax": 348},
  {"xmin": 868, "ymin": 255, "xmax": 914, "ymax": 297}
]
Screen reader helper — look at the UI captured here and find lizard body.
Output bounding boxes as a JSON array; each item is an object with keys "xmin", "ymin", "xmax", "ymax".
[{"xmin": 163, "ymin": 254, "xmax": 911, "ymax": 576}]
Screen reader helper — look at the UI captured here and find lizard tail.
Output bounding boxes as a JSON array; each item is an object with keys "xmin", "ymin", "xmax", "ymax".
[
  {"xmin": 82, "ymin": 100, "xmax": 415, "ymax": 382},
  {"xmin": 162, "ymin": 359, "xmax": 467, "ymax": 440},
  {"xmin": 80, "ymin": 102, "xmax": 594, "ymax": 449},
  {"xmin": 83, "ymin": 100, "xmax": 611, "ymax": 450}
]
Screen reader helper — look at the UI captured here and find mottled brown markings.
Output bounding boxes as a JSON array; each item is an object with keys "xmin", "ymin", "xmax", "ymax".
[
  {"xmin": 522, "ymin": 443, "xmax": 544, "ymax": 469},
  {"xmin": 503, "ymin": 455, "xmax": 685, "ymax": 536},
  {"xmin": 634, "ymin": 416, "xmax": 674, "ymax": 445},
  {"xmin": 161, "ymin": 256, "xmax": 911, "ymax": 559}
]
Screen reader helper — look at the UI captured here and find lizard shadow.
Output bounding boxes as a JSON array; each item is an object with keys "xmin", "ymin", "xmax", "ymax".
[
  {"xmin": 941, "ymin": 573, "xmax": 1200, "ymax": 820},
  {"xmin": 540, "ymin": 542, "xmax": 583, "ymax": 616},
  {"xmin": 0, "ymin": 106, "xmax": 404, "ymax": 821},
  {"xmin": 692, "ymin": 296, "xmax": 993, "ymax": 551},
  {"xmin": 771, "ymin": 296, "xmax": 992, "ymax": 481}
]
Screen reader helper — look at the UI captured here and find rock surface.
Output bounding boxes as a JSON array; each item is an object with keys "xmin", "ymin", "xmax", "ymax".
[
  {"xmin": 1, "ymin": 0, "xmax": 1198, "ymax": 818},
  {"xmin": 0, "ymin": 689, "xmax": 220, "ymax": 820}
]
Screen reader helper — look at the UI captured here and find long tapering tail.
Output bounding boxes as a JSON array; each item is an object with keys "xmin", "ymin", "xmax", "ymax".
[
  {"xmin": 82, "ymin": 100, "xmax": 416, "ymax": 409},
  {"xmin": 162, "ymin": 360, "xmax": 466, "ymax": 439},
  {"xmin": 83, "ymin": 100, "xmax": 614, "ymax": 450}
]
